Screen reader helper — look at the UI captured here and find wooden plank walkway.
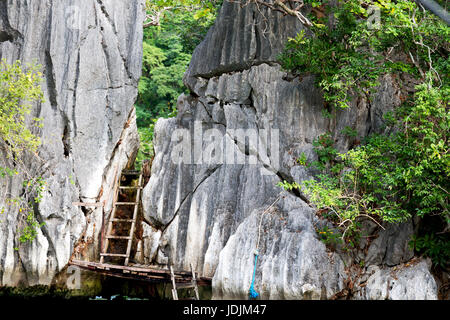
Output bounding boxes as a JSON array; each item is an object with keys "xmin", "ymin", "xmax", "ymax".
[
  {"xmin": 70, "ymin": 168, "xmax": 211, "ymax": 292},
  {"xmin": 69, "ymin": 260, "xmax": 212, "ymax": 286}
]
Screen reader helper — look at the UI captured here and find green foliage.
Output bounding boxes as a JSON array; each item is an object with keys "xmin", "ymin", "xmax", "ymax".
[
  {"xmin": 316, "ymin": 225, "xmax": 343, "ymax": 247},
  {"xmin": 146, "ymin": 0, "xmax": 221, "ymax": 21},
  {"xmin": 0, "ymin": 167, "xmax": 18, "ymax": 178},
  {"xmin": 409, "ymin": 234, "xmax": 450, "ymax": 268},
  {"xmin": 299, "ymin": 80, "xmax": 449, "ymax": 243},
  {"xmin": 138, "ymin": 1, "xmax": 219, "ymax": 128},
  {"xmin": 136, "ymin": 118, "xmax": 164, "ymax": 168},
  {"xmin": 341, "ymin": 126, "xmax": 357, "ymax": 138},
  {"xmin": 311, "ymin": 132, "xmax": 338, "ymax": 170},
  {"xmin": 279, "ymin": 0, "xmax": 449, "ymax": 109},
  {"xmin": 14, "ymin": 171, "xmax": 47, "ymax": 246},
  {"xmin": 18, "ymin": 210, "xmax": 44, "ymax": 245},
  {"xmin": 136, "ymin": 2, "xmax": 220, "ymax": 164},
  {"xmin": 277, "ymin": 180, "xmax": 302, "ymax": 191},
  {"xmin": 0, "ymin": 59, "xmax": 46, "ymax": 246},
  {"xmin": 296, "ymin": 152, "xmax": 308, "ymax": 166},
  {"xmin": 137, "ymin": 26, "xmax": 191, "ymax": 127},
  {"xmin": 278, "ymin": 1, "xmax": 449, "ymax": 261},
  {"xmin": 0, "ymin": 59, "xmax": 44, "ymax": 159}
]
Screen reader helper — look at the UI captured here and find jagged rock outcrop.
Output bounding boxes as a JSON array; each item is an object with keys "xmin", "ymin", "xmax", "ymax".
[
  {"xmin": 354, "ymin": 260, "xmax": 438, "ymax": 300},
  {"xmin": 142, "ymin": 0, "xmax": 437, "ymax": 300},
  {"xmin": 0, "ymin": 0, "xmax": 144, "ymax": 286}
]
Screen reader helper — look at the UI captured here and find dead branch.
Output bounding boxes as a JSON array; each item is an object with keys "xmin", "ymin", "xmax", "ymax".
[
  {"xmin": 230, "ymin": 0, "xmax": 313, "ymax": 27},
  {"xmin": 143, "ymin": 6, "xmax": 172, "ymax": 28},
  {"xmin": 274, "ymin": 0, "xmax": 312, "ymax": 26}
]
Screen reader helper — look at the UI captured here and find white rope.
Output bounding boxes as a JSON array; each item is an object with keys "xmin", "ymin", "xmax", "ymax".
[{"xmin": 255, "ymin": 194, "xmax": 282, "ymax": 253}]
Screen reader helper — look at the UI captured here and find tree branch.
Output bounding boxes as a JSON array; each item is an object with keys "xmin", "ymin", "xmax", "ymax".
[
  {"xmin": 143, "ymin": 6, "xmax": 173, "ymax": 28},
  {"xmin": 274, "ymin": 0, "xmax": 312, "ymax": 26},
  {"xmin": 230, "ymin": 0, "xmax": 313, "ymax": 27}
]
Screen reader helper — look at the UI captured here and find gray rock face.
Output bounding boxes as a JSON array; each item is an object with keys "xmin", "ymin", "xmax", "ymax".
[
  {"xmin": 0, "ymin": 0, "xmax": 143, "ymax": 286},
  {"xmin": 213, "ymin": 196, "xmax": 347, "ymax": 300},
  {"xmin": 365, "ymin": 222, "xmax": 415, "ymax": 267},
  {"xmin": 142, "ymin": 0, "xmax": 437, "ymax": 300},
  {"xmin": 183, "ymin": 0, "xmax": 305, "ymax": 87},
  {"xmin": 354, "ymin": 261, "xmax": 438, "ymax": 300}
]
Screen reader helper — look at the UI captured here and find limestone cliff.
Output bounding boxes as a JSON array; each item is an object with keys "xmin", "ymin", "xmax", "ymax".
[
  {"xmin": 141, "ymin": 1, "xmax": 438, "ymax": 299},
  {"xmin": 0, "ymin": 0, "xmax": 144, "ymax": 286}
]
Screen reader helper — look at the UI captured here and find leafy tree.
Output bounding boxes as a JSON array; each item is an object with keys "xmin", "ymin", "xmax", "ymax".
[
  {"xmin": 0, "ymin": 59, "xmax": 46, "ymax": 245},
  {"xmin": 0, "ymin": 59, "xmax": 44, "ymax": 159},
  {"xmin": 278, "ymin": 0, "xmax": 449, "ymax": 266},
  {"xmin": 144, "ymin": 0, "xmax": 221, "ymax": 27},
  {"xmin": 136, "ymin": 3, "xmax": 220, "ymax": 164},
  {"xmin": 280, "ymin": 0, "xmax": 448, "ymax": 109}
]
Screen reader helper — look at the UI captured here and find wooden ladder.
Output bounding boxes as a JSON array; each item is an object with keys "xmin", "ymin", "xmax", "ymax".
[
  {"xmin": 170, "ymin": 263, "xmax": 200, "ymax": 300},
  {"xmin": 100, "ymin": 170, "xmax": 143, "ymax": 266}
]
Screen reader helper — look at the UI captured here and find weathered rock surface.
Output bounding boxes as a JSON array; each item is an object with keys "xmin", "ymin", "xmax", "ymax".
[
  {"xmin": 354, "ymin": 261, "xmax": 438, "ymax": 300},
  {"xmin": 0, "ymin": 0, "xmax": 144, "ymax": 286},
  {"xmin": 213, "ymin": 196, "xmax": 347, "ymax": 299},
  {"xmin": 142, "ymin": 0, "xmax": 438, "ymax": 300},
  {"xmin": 365, "ymin": 221, "xmax": 415, "ymax": 267}
]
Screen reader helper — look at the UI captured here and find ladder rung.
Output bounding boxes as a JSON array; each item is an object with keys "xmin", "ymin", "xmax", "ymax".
[
  {"xmin": 176, "ymin": 283, "xmax": 196, "ymax": 289},
  {"xmin": 100, "ymin": 253, "xmax": 128, "ymax": 257},
  {"xmin": 111, "ymin": 218, "xmax": 135, "ymax": 223},
  {"xmin": 122, "ymin": 171, "xmax": 141, "ymax": 175},
  {"xmin": 115, "ymin": 202, "xmax": 138, "ymax": 205},
  {"xmin": 106, "ymin": 235, "xmax": 132, "ymax": 240},
  {"xmin": 72, "ymin": 202, "xmax": 104, "ymax": 207},
  {"xmin": 119, "ymin": 186, "xmax": 143, "ymax": 189}
]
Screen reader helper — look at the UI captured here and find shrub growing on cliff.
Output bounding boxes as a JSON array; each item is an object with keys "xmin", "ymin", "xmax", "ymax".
[
  {"xmin": 278, "ymin": 0, "xmax": 449, "ymax": 266},
  {"xmin": 299, "ymin": 80, "xmax": 449, "ymax": 232},
  {"xmin": 0, "ymin": 59, "xmax": 44, "ymax": 159},
  {"xmin": 0, "ymin": 59, "xmax": 46, "ymax": 245},
  {"xmin": 279, "ymin": 0, "xmax": 448, "ymax": 109}
]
